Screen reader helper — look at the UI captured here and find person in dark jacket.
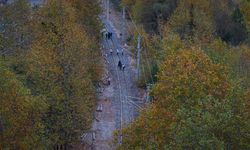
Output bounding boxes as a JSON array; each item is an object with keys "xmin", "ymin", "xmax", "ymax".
[
  {"xmin": 118, "ymin": 60, "xmax": 122, "ymax": 70},
  {"xmin": 108, "ymin": 32, "xmax": 112, "ymax": 40},
  {"xmin": 116, "ymin": 49, "xmax": 119, "ymax": 55},
  {"xmin": 105, "ymin": 32, "xmax": 107, "ymax": 39},
  {"xmin": 110, "ymin": 32, "xmax": 113, "ymax": 39}
]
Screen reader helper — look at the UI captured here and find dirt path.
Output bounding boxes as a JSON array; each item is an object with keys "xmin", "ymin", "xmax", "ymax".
[{"xmin": 84, "ymin": 2, "xmax": 145, "ymax": 150}]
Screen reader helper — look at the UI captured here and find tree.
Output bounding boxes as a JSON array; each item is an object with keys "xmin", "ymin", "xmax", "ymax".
[
  {"xmin": 115, "ymin": 49, "xmax": 250, "ymax": 149},
  {"xmin": 25, "ymin": 0, "xmax": 98, "ymax": 147},
  {"xmin": 0, "ymin": 0, "xmax": 32, "ymax": 56},
  {"xmin": 0, "ymin": 0, "xmax": 102, "ymax": 148},
  {"xmin": 212, "ymin": 0, "xmax": 248, "ymax": 45},
  {"xmin": 0, "ymin": 58, "xmax": 47, "ymax": 149},
  {"xmin": 239, "ymin": 0, "xmax": 250, "ymax": 44},
  {"xmin": 167, "ymin": 0, "xmax": 214, "ymax": 44},
  {"xmin": 69, "ymin": 0, "xmax": 103, "ymax": 82},
  {"xmin": 124, "ymin": 0, "xmax": 248, "ymax": 44},
  {"xmin": 237, "ymin": 45, "xmax": 250, "ymax": 88},
  {"xmin": 205, "ymin": 39, "xmax": 250, "ymax": 88},
  {"xmin": 70, "ymin": 0, "xmax": 102, "ymax": 37},
  {"xmin": 122, "ymin": 0, "xmax": 177, "ymax": 32},
  {"xmin": 239, "ymin": 0, "xmax": 250, "ymax": 30}
]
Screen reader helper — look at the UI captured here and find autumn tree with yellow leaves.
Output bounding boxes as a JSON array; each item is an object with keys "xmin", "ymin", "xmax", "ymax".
[
  {"xmin": 115, "ymin": 0, "xmax": 250, "ymax": 149},
  {"xmin": 239, "ymin": 0, "xmax": 250, "ymax": 30},
  {"xmin": 0, "ymin": 58, "xmax": 47, "ymax": 149},
  {"xmin": 0, "ymin": 0, "xmax": 32, "ymax": 56},
  {"xmin": 25, "ymin": 0, "xmax": 100, "ymax": 148},
  {"xmin": 115, "ymin": 49, "xmax": 250, "ymax": 149},
  {"xmin": 1, "ymin": 0, "xmax": 102, "ymax": 149}
]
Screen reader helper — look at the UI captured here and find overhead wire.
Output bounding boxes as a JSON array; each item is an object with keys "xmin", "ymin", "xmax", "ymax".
[{"xmin": 126, "ymin": 8, "xmax": 155, "ymax": 84}]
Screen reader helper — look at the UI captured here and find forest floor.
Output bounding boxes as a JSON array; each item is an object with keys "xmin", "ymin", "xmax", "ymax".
[{"xmin": 80, "ymin": 2, "xmax": 146, "ymax": 150}]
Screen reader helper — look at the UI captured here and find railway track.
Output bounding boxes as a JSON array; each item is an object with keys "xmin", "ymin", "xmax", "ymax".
[{"xmin": 104, "ymin": 20, "xmax": 142, "ymax": 142}]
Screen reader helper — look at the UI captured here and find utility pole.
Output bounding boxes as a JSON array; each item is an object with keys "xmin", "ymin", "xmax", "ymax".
[
  {"xmin": 137, "ymin": 36, "xmax": 141, "ymax": 80},
  {"xmin": 122, "ymin": 6, "xmax": 126, "ymax": 43},
  {"xmin": 107, "ymin": 0, "xmax": 109, "ymax": 20},
  {"xmin": 122, "ymin": 6, "xmax": 125, "ymax": 22}
]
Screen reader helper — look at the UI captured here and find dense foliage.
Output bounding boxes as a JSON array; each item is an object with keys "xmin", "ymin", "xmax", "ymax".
[
  {"xmin": 115, "ymin": 0, "xmax": 250, "ymax": 149},
  {"xmin": 0, "ymin": 59, "xmax": 47, "ymax": 149},
  {"xmin": 115, "ymin": 48, "xmax": 250, "ymax": 149},
  {"xmin": 0, "ymin": 0, "xmax": 102, "ymax": 149},
  {"xmin": 1, "ymin": 0, "xmax": 250, "ymax": 149},
  {"xmin": 122, "ymin": 0, "xmax": 248, "ymax": 45}
]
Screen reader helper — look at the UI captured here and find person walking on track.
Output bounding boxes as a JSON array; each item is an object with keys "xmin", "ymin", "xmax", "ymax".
[
  {"xmin": 122, "ymin": 64, "xmax": 125, "ymax": 71},
  {"xmin": 118, "ymin": 60, "xmax": 122, "ymax": 70},
  {"xmin": 121, "ymin": 48, "xmax": 124, "ymax": 55},
  {"xmin": 110, "ymin": 32, "xmax": 113, "ymax": 39},
  {"xmin": 116, "ymin": 49, "xmax": 119, "ymax": 55},
  {"xmin": 110, "ymin": 49, "xmax": 113, "ymax": 55},
  {"xmin": 105, "ymin": 32, "xmax": 108, "ymax": 40}
]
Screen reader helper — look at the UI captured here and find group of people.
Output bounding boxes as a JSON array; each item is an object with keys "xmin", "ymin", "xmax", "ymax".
[
  {"xmin": 108, "ymin": 48, "xmax": 126, "ymax": 71},
  {"xmin": 105, "ymin": 32, "xmax": 113, "ymax": 40},
  {"xmin": 104, "ymin": 30, "xmax": 126, "ymax": 71},
  {"xmin": 109, "ymin": 48, "xmax": 124, "ymax": 55},
  {"xmin": 118, "ymin": 60, "xmax": 125, "ymax": 71}
]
